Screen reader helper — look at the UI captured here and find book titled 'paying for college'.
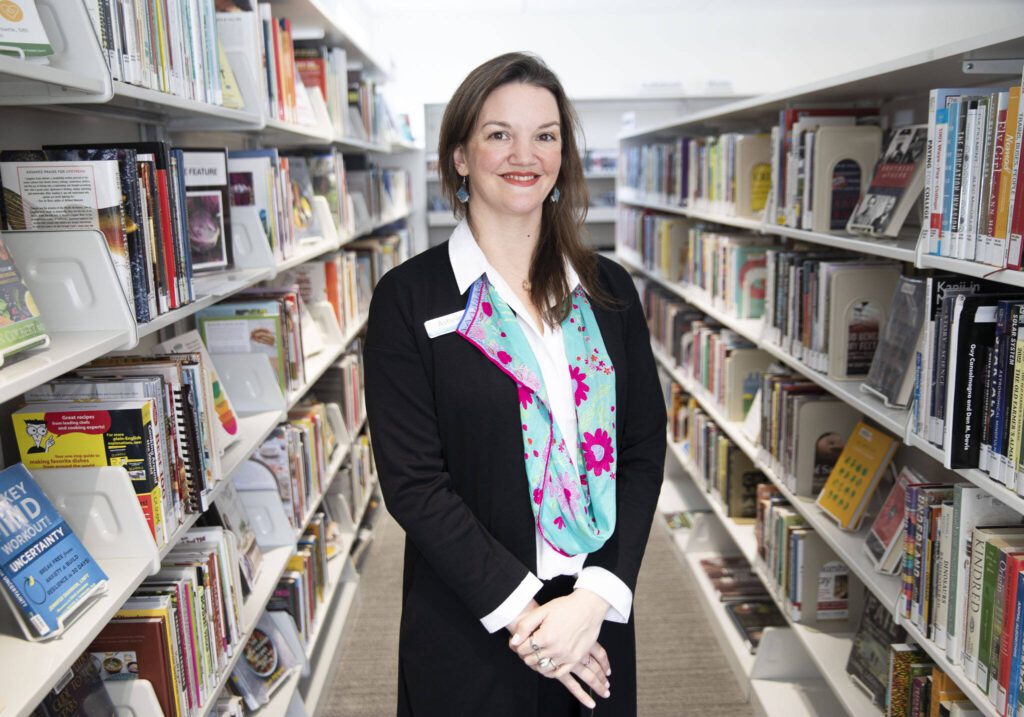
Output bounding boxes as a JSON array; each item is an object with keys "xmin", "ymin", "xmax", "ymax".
[{"xmin": 0, "ymin": 463, "xmax": 107, "ymax": 638}]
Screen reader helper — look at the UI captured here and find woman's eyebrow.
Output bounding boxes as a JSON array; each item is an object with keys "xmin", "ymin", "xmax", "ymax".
[{"xmin": 480, "ymin": 120, "xmax": 561, "ymax": 130}]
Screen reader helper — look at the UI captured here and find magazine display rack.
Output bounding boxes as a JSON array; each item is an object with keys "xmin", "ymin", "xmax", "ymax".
[{"xmin": 621, "ymin": 26, "xmax": 1024, "ymax": 717}]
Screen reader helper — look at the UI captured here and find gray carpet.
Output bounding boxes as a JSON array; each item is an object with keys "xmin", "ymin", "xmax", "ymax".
[{"xmin": 321, "ymin": 512, "xmax": 751, "ymax": 716}]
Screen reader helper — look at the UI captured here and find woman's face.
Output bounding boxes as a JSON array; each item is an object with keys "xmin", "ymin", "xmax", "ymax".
[{"xmin": 454, "ymin": 82, "xmax": 562, "ymax": 220}]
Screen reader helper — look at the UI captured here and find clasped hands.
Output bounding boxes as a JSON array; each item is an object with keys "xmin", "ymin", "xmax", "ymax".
[{"xmin": 506, "ymin": 589, "xmax": 612, "ymax": 710}]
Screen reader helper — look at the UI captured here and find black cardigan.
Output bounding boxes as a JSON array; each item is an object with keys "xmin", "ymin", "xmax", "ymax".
[{"xmin": 364, "ymin": 242, "xmax": 666, "ymax": 715}]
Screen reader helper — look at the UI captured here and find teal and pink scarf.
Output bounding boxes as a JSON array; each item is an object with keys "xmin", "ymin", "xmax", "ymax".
[{"xmin": 456, "ymin": 275, "xmax": 616, "ymax": 556}]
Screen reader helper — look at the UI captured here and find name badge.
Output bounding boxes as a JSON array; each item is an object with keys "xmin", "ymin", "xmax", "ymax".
[{"xmin": 424, "ymin": 310, "xmax": 464, "ymax": 339}]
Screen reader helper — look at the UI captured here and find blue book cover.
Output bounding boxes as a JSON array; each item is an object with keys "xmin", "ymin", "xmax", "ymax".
[
  {"xmin": 0, "ymin": 464, "xmax": 108, "ymax": 637},
  {"xmin": 1007, "ymin": 571, "xmax": 1024, "ymax": 713},
  {"xmin": 941, "ymin": 103, "xmax": 960, "ymax": 241}
]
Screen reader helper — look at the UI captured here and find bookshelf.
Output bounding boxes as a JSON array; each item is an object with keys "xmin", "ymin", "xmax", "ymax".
[
  {"xmin": 619, "ymin": 27, "xmax": 1024, "ymax": 717},
  {"xmin": 0, "ymin": 2, "xmax": 412, "ymax": 715}
]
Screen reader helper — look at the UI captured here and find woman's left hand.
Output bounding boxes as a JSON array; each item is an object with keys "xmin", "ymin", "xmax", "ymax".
[{"xmin": 509, "ymin": 589, "xmax": 610, "ymax": 679}]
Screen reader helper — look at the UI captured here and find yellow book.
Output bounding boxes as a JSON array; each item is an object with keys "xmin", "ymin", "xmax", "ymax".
[
  {"xmin": 815, "ymin": 421, "xmax": 898, "ymax": 530},
  {"xmin": 12, "ymin": 399, "xmax": 166, "ymax": 546},
  {"xmin": 996, "ymin": 87, "xmax": 1021, "ymax": 242},
  {"xmin": 218, "ymin": 40, "xmax": 245, "ymax": 110}
]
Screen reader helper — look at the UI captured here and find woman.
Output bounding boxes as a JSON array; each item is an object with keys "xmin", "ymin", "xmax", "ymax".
[{"xmin": 364, "ymin": 52, "xmax": 665, "ymax": 716}]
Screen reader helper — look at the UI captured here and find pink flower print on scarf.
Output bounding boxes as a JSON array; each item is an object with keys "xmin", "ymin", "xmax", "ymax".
[
  {"xmin": 582, "ymin": 428, "xmax": 614, "ymax": 476},
  {"xmin": 518, "ymin": 384, "xmax": 534, "ymax": 409},
  {"xmin": 569, "ymin": 365, "xmax": 589, "ymax": 406}
]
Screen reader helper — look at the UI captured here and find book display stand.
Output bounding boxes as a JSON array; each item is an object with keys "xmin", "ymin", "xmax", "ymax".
[
  {"xmin": 625, "ymin": 27, "xmax": 1024, "ymax": 717},
  {"xmin": 0, "ymin": 2, "xmax": 418, "ymax": 715}
]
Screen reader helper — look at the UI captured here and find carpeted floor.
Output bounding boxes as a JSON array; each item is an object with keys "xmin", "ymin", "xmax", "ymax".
[{"xmin": 320, "ymin": 510, "xmax": 752, "ymax": 716}]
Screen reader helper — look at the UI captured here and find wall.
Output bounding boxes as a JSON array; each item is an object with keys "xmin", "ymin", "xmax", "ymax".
[{"xmin": 353, "ymin": 0, "xmax": 1024, "ymax": 140}]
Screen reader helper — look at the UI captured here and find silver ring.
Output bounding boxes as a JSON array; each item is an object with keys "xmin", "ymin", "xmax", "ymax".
[
  {"xmin": 530, "ymin": 639, "xmax": 540, "ymax": 652},
  {"xmin": 537, "ymin": 656, "xmax": 553, "ymax": 670}
]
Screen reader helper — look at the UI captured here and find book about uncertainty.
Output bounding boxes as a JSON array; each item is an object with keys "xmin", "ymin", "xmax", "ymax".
[{"xmin": 0, "ymin": 463, "xmax": 108, "ymax": 638}]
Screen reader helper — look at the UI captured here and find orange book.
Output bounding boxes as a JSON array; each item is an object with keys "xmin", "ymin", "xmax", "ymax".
[
  {"xmin": 281, "ymin": 19, "xmax": 297, "ymax": 123},
  {"xmin": 270, "ymin": 15, "xmax": 285, "ymax": 120},
  {"xmin": 996, "ymin": 86, "xmax": 1021, "ymax": 243}
]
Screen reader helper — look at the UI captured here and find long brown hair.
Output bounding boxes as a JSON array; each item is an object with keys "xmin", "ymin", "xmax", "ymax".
[{"xmin": 437, "ymin": 52, "xmax": 611, "ymax": 326}]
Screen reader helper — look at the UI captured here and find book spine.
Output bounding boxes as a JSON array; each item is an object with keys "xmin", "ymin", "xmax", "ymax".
[
  {"xmin": 912, "ymin": 490, "xmax": 930, "ymax": 626},
  {"xmin": 924, "ymin": 90, "xmax": 939, "ymax": 253},
  {"xmin": 943, "ymin": 101, "xmax": 963, "ymax": 257},
  {"xmin": 997, "ymin": 558, "xmax": 1023, "ymax": 711},
  {"xmin": 978, "ymin": 97, "xmax": 997, "ymax": 263},
  {"xmin": 997, "ymin": 88, "xmax": 1022, "ymax": 249},
  {"xmin": 965, "ymin": 528, "xmax": 991, "ymax": 680},
  {"xmin": 934, "ymin": 503, "xmax": 954, "ymax": 648},
  {"xmin": 977, "ymin": 539, "xmax": 1003, "ymax": 691},
  {"xmin": 952, "ymin": 102, "xmax": 971, "ymax": 259},
  {"xmin": 1004, "ymin": 571, "xmax": 1024, "ymax": 715},
  {"xmin": 948, "ymin": 486, "xmax": 966, "ymax": 663},
  {"xmin": 1008, "ymin": 321, "xmax": 1024, "ymax": 479},
  {"xmin": 987, "ymin": 547, "xmax": 1011, "ymax": 702},
  {"xmin": 958, "ymin": 103, "xmax": 978, "ymax": 259},
  {"xmin": 989, "ymin": 94, "xmax": 1010, "ymax": 261},
  {"xmin": 1004, "ymin": 78, "xmax": 1024, "ymax": 269},
  {"xmin": 903, "ymin": 484, "xmax": 919, "ymax": 618}
]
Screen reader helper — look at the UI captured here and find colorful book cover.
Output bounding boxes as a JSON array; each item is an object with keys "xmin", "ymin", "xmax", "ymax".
[
  {"xmin": 12, "ymin": 400, "xmax": 165, "ymax": 545},
  {"xmin": 848, "ymin": 125, "xmax": 928, "ymax": 238},
  {"xmin": 0, "ymin": 157, "xmax": 134, "ymax": 316},
  {"xmin": 816, "ymin": 421, "xmax": 899, "ymax": 530},
  {"xmin": 198, "ymin": 300, "xmax": 287, "ymax": 391},
  {"xmin": 89, "ymin": 617, "xmax": 178, "ymax": 717},
  {"xmin": 181, "ymin": 148, "xmax": 233, "ymax": 272},
  {"xmin": 0, "ymin": 463, "xmax": 108, "ymax": 638},
  {"xmin": 0, "ymin": 0, "xmax": 53, "ymax": 60},
  {"xmin": 0, "ymin": 233, "xmax": 47, "ymax": 358},
  {"xmin": 35, "ymin": 650, "xmax": 116, "ymax": 716}
]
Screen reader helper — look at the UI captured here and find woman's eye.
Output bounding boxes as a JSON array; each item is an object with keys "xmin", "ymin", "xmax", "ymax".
[
  {"xmin": 538, "ymin": 133, "xmax": 557, "ymax": 142},
  {"xmin": 489, "ymin": 131, "xmax": 509, "ymax": 140}
]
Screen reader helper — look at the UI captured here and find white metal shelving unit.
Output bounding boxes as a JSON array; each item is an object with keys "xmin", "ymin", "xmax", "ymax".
[
  {"xmin": 620, "ymin": 26, "xmax": 1024, "ymax": 717},
  {"xmin": 0, "ymin": 2, "xmax": 411, "ymax": 714}
]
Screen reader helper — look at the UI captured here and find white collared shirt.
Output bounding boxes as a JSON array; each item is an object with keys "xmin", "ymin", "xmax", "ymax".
[{"xmin": 446, "ymin": 220, "xmax": 632, "ymax": 633}]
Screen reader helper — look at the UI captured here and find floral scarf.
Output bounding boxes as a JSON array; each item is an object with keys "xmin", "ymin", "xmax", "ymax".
[{"xmin": 456, "ymin": 274, "xmax": 616, "ymax": 556}]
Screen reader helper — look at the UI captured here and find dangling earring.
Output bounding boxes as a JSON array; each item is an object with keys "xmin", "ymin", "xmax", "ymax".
[
  {"xmin": 550, "ymin": 186, "xmax": 560, "ymax": 203},
  {"xmin": 456, "ymin": 176, "xmax": 470, "ymax": 204}
]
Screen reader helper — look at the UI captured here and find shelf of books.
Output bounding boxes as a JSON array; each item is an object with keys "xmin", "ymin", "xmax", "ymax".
[
  {"xmin": 0, "ymin": 1, "xmax": 414, "ymax": 713},
  {"xmin": 621, "ymin": 27, "xmax": 1024, "ymax": 717}
]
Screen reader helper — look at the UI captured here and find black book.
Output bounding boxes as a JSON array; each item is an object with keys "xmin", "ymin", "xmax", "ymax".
[
  {"xmin": 722, "ymin": 599, "xmax": 786, "ymax": 653},
  {"xmin": 945, "ymin": 294, "xmax": 1018, "ymax": 468},
  {"xmin": 846, "ymin": 592, "xmax": 907, "ymax": 706}
]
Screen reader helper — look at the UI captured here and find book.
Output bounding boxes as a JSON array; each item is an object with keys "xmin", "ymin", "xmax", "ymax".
[
  {"xmin": 787, "ymin": 396, "xmax": 859, "ymax": 498},
  {"xmin": 721, "ymin": 599, "xmax": 786, "ymax": 653},
  {"xmin": 888, "ymin": 643, "xmax": 932, "ymax": 717},
  {"xmin": 0, "ymin": 0, "xmax": 53, "ymax": 61},
  {"xmin": 181, "ymin": 148, "xmax": 233, "ymax": 272},
  {"xmin": 198, "ymin": 299, "xmax": 288, "ymax": 391},
  {"xmin": 849, "ymin": 125, "xmax": 928, "ymax": 238},
  {"xmin": 0, "ymin": 233, "xmax": 48, "ymax": 361},
  {"xmin": 0, "ymin": 157, "xmax": 135, "ymax": 318},
  {"xmin": 824, "ymin": 263, "xmax": 902, "ymax": 380},
  {"xmin": 89, "ymin": 617, "xmax": 178, "ymax": 717},
  {"xmin": 34, "ymin": 650, "xmax": 116, "ymax": 716},
  {"xmin": 864, "ymin": 277, "xmax": 927, "ymax": 408},
  {"xmin": 810, "ymin": 125, "xmax": 883, "ymax": 232},
  {"xmin": 847, "ymin": 591, "xmax": 908, "ymax": 706},
  {"xmin": 865, "ymin": 467, "xmax": 922, "ymax": 575},
  {"xmin": 12, "ymin": 400, "xmax": 168, "ymax": 546},
  {"xmin": 816, "ymin": 421, "xmax": 899, "ymax": 530},
  {"xmin": 0, "ymin": 464, "xmax": 108, "ymax": 638}
]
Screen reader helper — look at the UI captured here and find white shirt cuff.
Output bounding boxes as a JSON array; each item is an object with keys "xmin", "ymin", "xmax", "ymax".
[
  {"xmin": 479, "ymin": 573, "xmax": 544, "ymax": 634},
  {"xmin": 574, "ymin": 567, "xmax": 633, "ymax": 623}
]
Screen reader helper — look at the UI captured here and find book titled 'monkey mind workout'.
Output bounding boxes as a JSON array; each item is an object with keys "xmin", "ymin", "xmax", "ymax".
[{"xmin": 0, "ymin": 463, "xmax": 107, "ymax": 638}]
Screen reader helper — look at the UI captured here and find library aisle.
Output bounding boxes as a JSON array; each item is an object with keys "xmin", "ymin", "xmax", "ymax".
[{"xmin": 322, "ymin": 509, "xmax": 751, "ymax": 716}]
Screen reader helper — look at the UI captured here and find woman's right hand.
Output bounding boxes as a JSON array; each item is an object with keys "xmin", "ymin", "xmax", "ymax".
[{"xmin": 507, "ymin": 606, "xmax": 611, "ymax": 708}]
